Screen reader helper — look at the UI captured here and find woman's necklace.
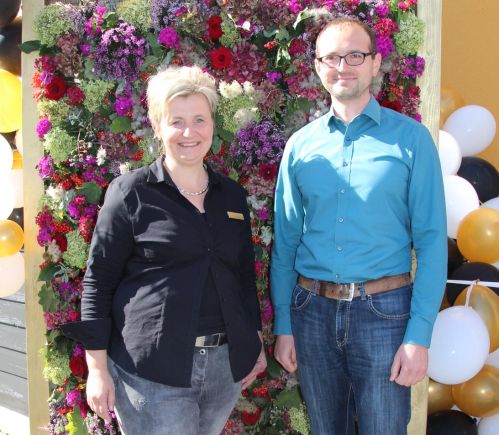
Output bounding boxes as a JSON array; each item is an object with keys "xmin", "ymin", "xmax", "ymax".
[{"xmin": 176, "ymin": 179, "xmax": 209, "ymax": 196}]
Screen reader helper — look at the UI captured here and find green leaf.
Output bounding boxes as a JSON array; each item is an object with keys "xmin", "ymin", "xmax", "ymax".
[
  {"xmin": 293, "ymin": 10, "xmax": 314, "ymax": 31},
  {"xmin": 76, "ymin": 181, "xmax": 102, "ymax": 204},
  {"xmin": 38, "ymin": 283, "xmax": 58, "ymax": 312},
  {"xmin": 275, "ymin": 27, "xmax": 290, "ymax": 42},
  {"xmin": 140, "ymin": 55, "xmax": 160, "ymax": 72},
  {"xmin": 276, "ymin": 47, "xmax": 291, "ymax": 67},
  {"xmin": 110, "ymin": 116, "xmax": 132, "ymax": 133},
  {"xmin": 211, "ymin": 135, "xmax": 222, "ymax": 155},
  {"xmin": 65, "ymin": 407, "xmax": 87, "ymax": 435},
  {"xmin": 266, "ymin": 355, "xmax": 283, "ymax": 378},
  {"xmin": 274, "ymin": 386, "xmax": 303, "ymax": 410},
  {"xmin": 19, "ymin": 40, "xmax": 41, "ymax": 54},
  {"xmin": 103, "ymin": 12, "xmax": 118, "ymax": 29},
  {"xmin": 38, "ymin": 262, "xmax": 63, "ymax": 282},
  {"xmin": 146, "ymin": 32, "xmax": 160, "ymax": 50}
]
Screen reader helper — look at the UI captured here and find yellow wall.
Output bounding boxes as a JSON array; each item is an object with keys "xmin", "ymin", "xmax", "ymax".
[{"xmin": 442, "ymin": 0, "xmax": 499, "ymax": 169}]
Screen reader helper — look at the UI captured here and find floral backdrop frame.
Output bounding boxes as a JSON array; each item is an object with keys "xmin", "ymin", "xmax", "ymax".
[{"xmin": 24, "ymin": 0, "xmax": 425, "ymax": 433}]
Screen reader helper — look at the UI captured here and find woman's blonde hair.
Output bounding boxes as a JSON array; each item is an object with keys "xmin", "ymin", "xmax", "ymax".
[{"xmin": 147, "ymin": 65, "xmax": 218, "ymax": 139}]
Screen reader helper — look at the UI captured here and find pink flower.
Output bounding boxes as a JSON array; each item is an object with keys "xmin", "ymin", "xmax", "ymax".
[{"xmin": 158, "ymin": 27, "xmax": 180, "ymax": 49}]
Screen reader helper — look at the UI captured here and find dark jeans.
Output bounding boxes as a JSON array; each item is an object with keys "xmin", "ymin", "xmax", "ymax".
[
  {"xmin": 108, "ymin": 344, "xmax": 240, "ymax": 435},
  {"xmin": 291, "ymin": 283, "xmax": 412, "ymax": 435}
]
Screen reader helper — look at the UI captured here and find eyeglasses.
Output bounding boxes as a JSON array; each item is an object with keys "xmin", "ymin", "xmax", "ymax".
[{"xmin": 317, "ymin": 51, "xmax": 376, "ymax": 68}]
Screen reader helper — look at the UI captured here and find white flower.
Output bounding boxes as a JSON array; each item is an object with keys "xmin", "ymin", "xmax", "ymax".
[
  {"xmin": 260, "ymin": 226, "xmax": 272, "ymax": 246},
  {"xmin": 234, "ymin": 107, "xmax": 258, "ymax": 129},
  {"xmin": 47, "ymin": 239, "xmax": 62, "ymax": 262},
  {"xmin": 219, "ymin": 80, "xmax": 243, "ymax": 99},
  {"xmin": 96, "ymin": 147, "xmax": 107, "ymax": 166},
  {"xmin": 247, "ymin": 195, "xmax": 266, "ymax": 210},
  {"xmin": 46, "ymin": 185, "xmax": 65, "ymax": 202},
  {"xmin": 119, "ymin": 162, "xmax": 131, "ymax": 174}
]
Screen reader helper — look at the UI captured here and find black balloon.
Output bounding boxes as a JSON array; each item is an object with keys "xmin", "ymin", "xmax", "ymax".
[
  {"xmin": 0, "ymin": 16, "xmax": 21, "ymax": 76},
  {"xmin": 447, "ymin": 262, "xmax": 499, "ymax": 305},
  {"xmin": 458, "ymin": 156, "xmax": 499, "ymax": 203},
  {"xmin": 427, "ymin": 410, "xmax": 477, "ymax": 435},
  {"xmin": 0, "ymin": 0, "xmax": 21, "ymax": 29},
  {"xmin": 448, "ymin": 238, "xmax": 464, "ymax": 275},
  {"xmin": 8, "ymin": 207, "xmax": 23, "ymax": 230}
]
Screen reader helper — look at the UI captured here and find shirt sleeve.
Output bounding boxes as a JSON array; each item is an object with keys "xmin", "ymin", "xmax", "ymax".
[
  {"xmin": 61, "ymin": 179, "xmax": 134, "ymax": 349},
  {"xmin": 404, "ymin": 125, "xmax": 448, "ymax": 347},
  {"xmin": 239, "ymin": 188, "xmax": 262, "ymax": 331},
  {"xmin": 270, "ymin": 138, "xmax": 304, "ymax": 335}
]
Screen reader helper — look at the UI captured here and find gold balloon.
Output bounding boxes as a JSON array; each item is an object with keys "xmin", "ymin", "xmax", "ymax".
[
  {"xmin": 0, "ymin": 69, "xmax": 22, "ymax": 133},
  {"xmin": 457, "ymin": 208, "xmax": 499, "ymax": 264},
  {"xmin": 12, "ymin": 150, "xmax": 22, "ymax": 169},
  {"xmin": 0, "ymin": 219, "xmax": 24, "ymax": 256},
  {"xmin": 428, "ymin": 379, "xmax": 454, "ymax": 415},
  {"xmin": 452, "ymin": 365, "xmax": 499, "ymax": 417},
  {"xmin": 455, "ymin": 285, "xmax": 499, "ymax": 353},
  {"xmin": 440, "ymin": 88, "xmax": 465, "ymax": 127}
]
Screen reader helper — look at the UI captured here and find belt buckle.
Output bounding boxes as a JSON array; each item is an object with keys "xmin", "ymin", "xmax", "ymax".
[{"xmin": 337, "ymin": 283, "xmax": 355, "ymax": 301}]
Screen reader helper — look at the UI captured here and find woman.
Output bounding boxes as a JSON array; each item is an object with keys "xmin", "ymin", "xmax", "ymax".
[{"xmin": 62, "ymin": 66, "xmax": 266, "ymax": 434}]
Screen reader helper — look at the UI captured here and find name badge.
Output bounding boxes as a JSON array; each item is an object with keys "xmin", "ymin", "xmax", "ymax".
[{"xmin": 227, "ymin": 211, "xmax": 244, "ymax": 220}]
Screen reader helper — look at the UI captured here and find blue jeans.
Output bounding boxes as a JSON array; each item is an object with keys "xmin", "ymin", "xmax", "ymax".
[
  {"xmin": 108, "ymin": 344, "xmax": 241, "ymax": 435},
  {"xmin": 291, "ymin": 283, "xmax": 412, "ymax": 435}
]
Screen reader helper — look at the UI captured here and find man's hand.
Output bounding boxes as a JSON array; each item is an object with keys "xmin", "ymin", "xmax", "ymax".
[
  {"xmin": 390, "ymin": 343, "xmax": 428, "ymax": 386},
  {"xmin": 241, "ymin": 346, "xmax": 267, "ymax": 390},
  {"xmin": 274, "ymin": 335, "xmax": 297, "ymax": 373}
]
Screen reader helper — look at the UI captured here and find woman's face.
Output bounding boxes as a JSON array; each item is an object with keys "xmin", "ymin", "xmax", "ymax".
[{"xmin": 161, "ymin": 93, "xmax": 214, "ymax": 169}]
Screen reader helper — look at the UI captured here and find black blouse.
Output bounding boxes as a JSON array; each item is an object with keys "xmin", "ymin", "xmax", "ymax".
[{"xmin": 62, "ymin": 157, "xmax": 262, "ymax": 387}]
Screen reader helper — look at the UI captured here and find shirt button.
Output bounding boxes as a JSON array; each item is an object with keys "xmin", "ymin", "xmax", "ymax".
[
  {"xmin": 335, "ymin": 274, "xmax": 340, "ymax": 279},
  {"xmin": 346, "ymin": 136, "xmax": 351, "ymax": 141},
  {"xmin": 337, "ymin": 246, "xmax": 343, "ymax": 251},
  {"xmin": 207, "ymin": 247, "xmax": 211, "ymax": 252},
  {"xmin": 338, "ymin": 217, "xmax": 344, "ymax": 223},
  {"xmin": 340, "ymin": 188, "xmax": 345, "ymax": 194},
  {"xmin": 342, "ymin": 161, "xmax": 348, "ymax": 167}
]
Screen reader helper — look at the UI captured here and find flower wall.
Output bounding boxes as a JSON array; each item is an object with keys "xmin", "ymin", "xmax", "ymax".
[{"xmin": 27, "ymin": 0, "xmax": 425, "ymax": 433}]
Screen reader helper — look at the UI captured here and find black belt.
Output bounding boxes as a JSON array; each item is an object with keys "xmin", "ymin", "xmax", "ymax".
[{"xmin": 194, "ymin": 332, "xmax": 227, "ymax": 347}]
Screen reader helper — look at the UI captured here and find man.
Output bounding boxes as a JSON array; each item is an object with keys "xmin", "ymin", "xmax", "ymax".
[{"xmin": 271, "ymin": 17, "xmax": 447, "ymax": 435}]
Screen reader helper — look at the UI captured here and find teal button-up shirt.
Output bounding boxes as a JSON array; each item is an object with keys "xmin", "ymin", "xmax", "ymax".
[{"xmin": 271, "ymin": 97, "xmax": 447, "ymax": 346}]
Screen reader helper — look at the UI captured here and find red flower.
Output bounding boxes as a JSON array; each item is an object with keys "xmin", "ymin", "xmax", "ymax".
[
  {"xmin": 241, "ymin": 407, "xmax": 262, "ymax": 426},
  {"xmin": 131, "ymin": 150, "xmax": 144, "ymax": 161},
  {"xmin": 69, "ymin": 355, "xmax": 87, "ymax": 377},
  {"xmin": 66, "ymin": 86, "xmax": 85, "ymax": 106},
  {"xmin": 258, "ymin": 163, "xmax": 278, "ymax": 181},
  {"xmin": 208, "ymin": 15, "xmax": 223, "ymax": 39},
  {"xmin": 380, "ymin": 98, "xmax": 402, "ymax": 113},
  {"xmin": 264, "ymin": 41, "xmax": 276, "ymax": 50},
  {"xmin": 54, "ymin": 234, "xmax": 68, "ymax": 252},
  {"xmin": 210, "ymin": 47, "xmax": 232, "ymax": 70},
  {"xmin": 44, "ymin": 76, "xmax": 68, "ymax": 100},
  {"xmin": 60, "ymin": 179, "xmax": 74, "ymax": 190}
]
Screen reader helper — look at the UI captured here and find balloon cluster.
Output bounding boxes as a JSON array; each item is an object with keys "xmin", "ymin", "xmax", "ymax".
[
  {"xmin": 0, "ymin": 0, "xmax": 24, "ymax": 299},
  {"xmin": 426, "ymin": 89, "xmax": 499, "ymax": 435}
]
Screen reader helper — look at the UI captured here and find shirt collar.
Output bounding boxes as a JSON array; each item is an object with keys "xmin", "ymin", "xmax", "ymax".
[
  {"xmin": 147, "ymin": 156, "xmax": 222, "ymax": 186},
  {"xmin": 326, "ymin": 95, "xmax": 381, "ymax": 130}
]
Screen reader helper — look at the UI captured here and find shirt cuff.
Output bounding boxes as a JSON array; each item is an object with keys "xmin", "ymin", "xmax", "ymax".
[
  {"xmin": 272, "ymin": 304, "xmax": 292, "ymax": 335},
  {"xmin": 402, "ymin": 316, "xmax": 433, "ymax": 347},
  {"xmin": 60, "ymin": 318, "xmax": 112, "ymax": 350}
]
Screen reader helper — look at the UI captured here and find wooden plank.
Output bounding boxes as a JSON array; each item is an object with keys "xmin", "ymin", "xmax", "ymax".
[
  {"xmin": 1, "ymin": 285, "xmax": 25, "ymax": 303},
  {"xmin": 0, "ymin": 371, "xmax": 28, "ymax": 416},
  {"xmin": 408, "ymin": 2, "xmax": 442, "ymax": 435},
  {"xmin": 0, "ymin": 324, "xmax": 26, "ymax": 353},
  {"xmin": 22, "ymin": 1, "xmax": 50, "ymax": 433},
  {"xmin": 0, "ymin": 348, "xmax": 27, "ymax": 379},
  {"xmin": 0, "ymin": 300, "xmax": 25, "ymax": 328}
]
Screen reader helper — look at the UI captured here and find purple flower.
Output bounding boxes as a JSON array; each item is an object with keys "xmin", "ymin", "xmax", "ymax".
[
  {"xmin": 36, "ymin": 118, "xmax": 52, "ymax": 138},
  {"xmin": 265, "ymin": 71, "xmax": 282, "ymax": 83},
  {"xmin": 158, "ymin": 27, "xmax": 180, "ymax": 49},
  {"xmin": 256, "ymin": 206, "xmax": 270, "ymax": 221},
  {"xmin": 66, "ymin": 390, "xmax": 81, "ymax": 407},
  {"xmin": 376, "ymin": 35, "xmax": 395, "ymax": 58},
  {"xmin": 375, "ymin": 1, "xmax": 390, "ymax": 17},
  {"xmin": 114, "ymin": 95, "xmax": 135, "ymax": 116},
  {"xmin": 38, "ymin": 155, "xmax": 55, "ymax": 178}
]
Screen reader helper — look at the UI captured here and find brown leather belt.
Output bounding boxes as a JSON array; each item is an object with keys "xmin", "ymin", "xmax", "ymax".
[{"xmin": 298, "ymin": 273, "xmax": 411, "ymax": 301}]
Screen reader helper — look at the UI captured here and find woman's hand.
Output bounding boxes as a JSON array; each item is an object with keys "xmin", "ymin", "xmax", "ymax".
[
  {"xmin": 241, "ymin": 332, "xmax": 267, "ymax": 390},
  {"xmin": 85, "ymin": 350, "xmax": 115, "ymax": 421}
]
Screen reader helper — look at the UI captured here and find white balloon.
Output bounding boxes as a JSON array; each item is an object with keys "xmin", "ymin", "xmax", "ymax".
[
  {"xmin": 0, "ymin": 252, "xmax": 25, "ymax": 297},
  {"xmin": 0, "ymin": 174, "xmax": 15, "ymax": 219},
  {"xmin": 443, "ymin": 105, "xmax": 497, "ymax": 156},
  {"xmin": 438, "ymin": 130, "xmax": 462, "ymax": 175},
  {"xmin": 482, "ymin": 196, "xmax": 499, "ymax": 211},
  {"xmin": 428, "ymin": 306, "xmax": 490, "ymax": 384},
  {"xmin": 0, "ymin": 135, "xmax": 13, "ymax": 174},
  {"xmin": 486, "ymin": 348, "xmax": 499, "ymax": 369},
  {"xmin": 478, "ymin": 412, "xmax": 499, "ymax": 435},
  {"xmin": 15, "ymin": 128, "xmax": 23, "ymax": 155},
  {"xmin": 8, "ymin": 169, "xmax": 23, "ymax": 208},
  {"xmin": 443, "ymin": 175, "xmax": 480, "ymax": 238}
]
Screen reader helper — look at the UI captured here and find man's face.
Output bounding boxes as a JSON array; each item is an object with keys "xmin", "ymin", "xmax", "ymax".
[{"xmin": 315, "ymin": 23, "xmax": 381, "ymax": 103}]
